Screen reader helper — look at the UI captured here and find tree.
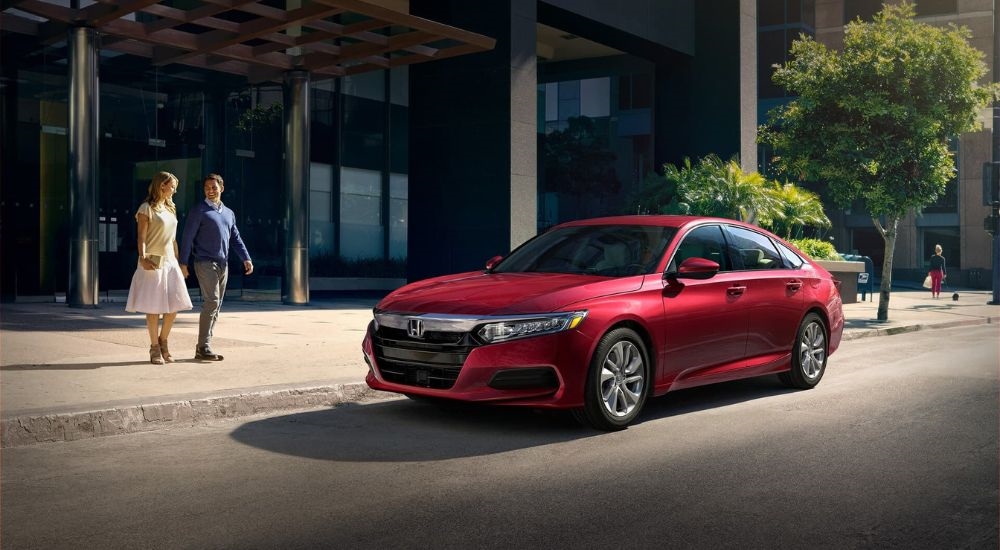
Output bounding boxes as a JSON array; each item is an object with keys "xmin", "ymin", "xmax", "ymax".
[{"xmin": 760, "ymin": 2, "xmax": 997, "ymax": 320}]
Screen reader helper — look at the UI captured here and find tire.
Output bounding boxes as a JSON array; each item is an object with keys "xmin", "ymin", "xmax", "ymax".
[
  {"xmin": 573, "ymin": 327, "xmax": 650, "ymax": 431},
  {"xmin": 779, "ymin": 312, "xmax": 828, "ymax": 389}
]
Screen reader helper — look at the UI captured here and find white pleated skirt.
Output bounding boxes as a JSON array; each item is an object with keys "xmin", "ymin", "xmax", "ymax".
[{"xmin": 125, "ymin": 256, "xmax": 194, "ymax": 314}]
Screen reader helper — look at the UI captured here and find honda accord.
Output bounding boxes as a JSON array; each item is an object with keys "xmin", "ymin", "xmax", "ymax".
[{"xmin": 362, "ymin": 215, "xmax": 844, "ymax": 430}]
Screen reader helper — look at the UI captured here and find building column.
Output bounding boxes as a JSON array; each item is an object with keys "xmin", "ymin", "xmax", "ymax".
[
  {"xmin": 67, "ymin": 26, "xmax": 100, "ymax": 308},
  {"xmin": 282, "ymin": 70, "xmax": 310, "ymax": 305},
  {"xmin": 409, "ymin": 0, "xmax": 537, "ymax": 281},
  {"xmin": 739, "ymin": 0, "xmax": 757, "ymax": 171}
]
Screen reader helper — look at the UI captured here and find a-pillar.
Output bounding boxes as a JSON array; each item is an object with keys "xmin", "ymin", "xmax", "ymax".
[
  {"xmin": 408, "ymin": 0, "xmax": 537, "ymax": 281},
  {"xmin": 283, "ymin": 70, "xmax": 310, "ymax": 304},
  {"xmin": 67, "ymin": 26, "xmax": 100, "ymax": 308}
]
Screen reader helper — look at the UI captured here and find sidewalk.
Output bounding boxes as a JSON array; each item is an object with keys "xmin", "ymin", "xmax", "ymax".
[{"xmin": 2, "ymin": 288, "xmax": 996, "ymax": 447}]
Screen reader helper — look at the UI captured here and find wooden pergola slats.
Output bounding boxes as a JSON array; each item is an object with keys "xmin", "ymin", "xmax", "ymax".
[{"xmin": 2, "ymin": 0, "xmax": 495, "ymax": 82}]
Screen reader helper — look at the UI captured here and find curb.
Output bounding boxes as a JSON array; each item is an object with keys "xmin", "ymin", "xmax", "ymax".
[
  {"xmin": 0, "ymin": 383, "xmax": 393, "ymax": 448},
  {"xmin": 841, "ymin": 316, "xmax": 993, "ymax": 341}
]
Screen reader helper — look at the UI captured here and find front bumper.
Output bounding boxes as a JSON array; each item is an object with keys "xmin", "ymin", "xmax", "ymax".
[{"xmin": 362, "ymin": 320, "xmax": 593, "ymax": 408}]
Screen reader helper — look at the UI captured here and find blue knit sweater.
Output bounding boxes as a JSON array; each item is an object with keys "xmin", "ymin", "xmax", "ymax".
[{"xmin": 178, "ymin": 199, "xmax": 251, "ymax": 265}]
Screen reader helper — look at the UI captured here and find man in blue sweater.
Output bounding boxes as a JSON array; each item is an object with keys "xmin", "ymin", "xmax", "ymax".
[{"xmin": 179, "ymin": 173, "xmax": 253, "ymax": 361}]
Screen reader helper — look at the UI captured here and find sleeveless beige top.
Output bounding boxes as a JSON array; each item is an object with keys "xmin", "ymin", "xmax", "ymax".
[{"xmin": 136, "ymin": 202, "xmax": 177, "ymax": 258}]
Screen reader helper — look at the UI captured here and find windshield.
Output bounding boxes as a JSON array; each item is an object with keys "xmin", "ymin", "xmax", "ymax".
[{"xmin": 493, "ymin": 225, "xmax": 677, "ymax": 276}]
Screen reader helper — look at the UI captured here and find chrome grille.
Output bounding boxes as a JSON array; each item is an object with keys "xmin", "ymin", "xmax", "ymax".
[{"xmin": 373, "ymin": 327, "xmax": 477, "ymax": 389}]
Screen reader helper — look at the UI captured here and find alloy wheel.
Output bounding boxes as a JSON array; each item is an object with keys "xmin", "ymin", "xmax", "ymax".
[
  {"xmin": 600, "ymin": 340, "xmax": 646, "ymax": 417},
  {"xmin": 798, "ymin": 320, "xmax": 826, "ymax": 380}
]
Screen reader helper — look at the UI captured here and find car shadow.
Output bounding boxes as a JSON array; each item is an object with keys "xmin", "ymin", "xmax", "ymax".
[
  {"xmin": 230, "ymin": 376, "xmax": 795, "ymax": 462},
  {"xmin": 229, "ymin": 398, "xmax": 595, "ymax": 462},
  {"xmin": 637, "ymin": 375, "xmax": 796, "ymax": 423}
]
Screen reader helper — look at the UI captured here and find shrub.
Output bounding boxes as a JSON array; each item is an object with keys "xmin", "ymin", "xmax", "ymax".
[{"xmin": 789, "ymin": 238, "xmax": 842, "ymax": 261}]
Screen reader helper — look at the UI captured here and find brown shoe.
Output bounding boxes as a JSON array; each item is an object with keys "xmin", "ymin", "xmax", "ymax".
[
  {"xmin": 158, "ymin": 338, "xmax": 174, "ymax": 363},
  {"xmin": 195, "ymin": 347, "xmax": 224, "ymax": 361},
  {"xmin": 149, "ymin": 345, "xmax": 165, "ymax": 365}
]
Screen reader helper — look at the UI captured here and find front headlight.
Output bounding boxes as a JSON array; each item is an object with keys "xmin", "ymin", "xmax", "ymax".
[{"xmin": 476, "ymin": 311, "xmax": 587, "ymax": 344}]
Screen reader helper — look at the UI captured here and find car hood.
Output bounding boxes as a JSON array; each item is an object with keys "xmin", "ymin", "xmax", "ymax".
[{"xmin": 377, "ymin": 271, "xmax": 643, "ymax": 315}]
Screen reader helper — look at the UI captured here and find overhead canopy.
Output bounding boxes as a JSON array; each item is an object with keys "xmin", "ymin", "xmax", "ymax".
[{"xmin": 1, "ymin": 0, "xmax": 496, "ymax": 82}]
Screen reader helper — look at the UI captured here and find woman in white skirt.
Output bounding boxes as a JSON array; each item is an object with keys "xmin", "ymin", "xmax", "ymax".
[{"xmin": 126, "ymin": 171, "xmax": 193, "ymax": 364}]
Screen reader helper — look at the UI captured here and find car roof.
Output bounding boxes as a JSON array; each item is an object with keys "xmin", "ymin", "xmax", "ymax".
[{"xmin": 557, "ymin": 215, "xmax": 737, "ymax": 230}]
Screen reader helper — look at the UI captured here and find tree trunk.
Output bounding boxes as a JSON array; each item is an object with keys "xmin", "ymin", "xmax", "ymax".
[{"xmin": 875, "ymin": 216, "xmax": 900, "ymax": 321}]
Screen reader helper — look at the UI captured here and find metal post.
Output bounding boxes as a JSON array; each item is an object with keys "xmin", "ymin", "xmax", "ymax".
[
  {"xmin": 67, "ymin": 26, "xmax": 100, "ymax": 308},
  {"xmin": 282, "ymin": 70, "xmax": 310, "ymax": 305},
  {"xmin": 992, "ymin": 3, "xmax": 1000, "ymax": 305}
]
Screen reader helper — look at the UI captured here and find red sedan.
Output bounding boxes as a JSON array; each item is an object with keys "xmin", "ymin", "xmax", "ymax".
[{"xmin": 362, "ymin": 215, "xmax": 844, "ymax": 430}]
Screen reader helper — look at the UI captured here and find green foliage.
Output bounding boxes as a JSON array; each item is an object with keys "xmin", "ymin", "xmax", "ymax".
[
  {"xmin": 629, "ymin": 155, "xmax": 830, "ymax": 238},
  {"xmin": 669, "ymin": 155, "xmax": 775, "ymax": 223},
  {"xmin": 759, "ymin": 2, "xmax": 998, "ymax": 219},
  {"xmin": 235, "ymin": 103, "xmax": 283, "ymax": 133},
  {"xmin": 760, "ymin": 182, "xmax": 831, "ymax": 239},
  {"xmin": 789, "ymin": 238, "xmax": 842, "ymax": 261}
]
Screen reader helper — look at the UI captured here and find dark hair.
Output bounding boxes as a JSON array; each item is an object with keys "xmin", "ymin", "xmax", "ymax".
[{"xmin": 204, "ymin": 173, "xmax": 224, "ymax": 186}]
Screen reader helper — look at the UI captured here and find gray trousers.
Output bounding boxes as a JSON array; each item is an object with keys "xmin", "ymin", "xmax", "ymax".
[{"xmin": 193, "ymin": 260, "xmax": 228, "ymax": 351}]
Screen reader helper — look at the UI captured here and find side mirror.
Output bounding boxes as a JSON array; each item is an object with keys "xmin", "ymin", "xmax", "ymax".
[
  {"xmin": 665, "ymin": 257, "xmax": 720, "ymax": 281},
  {"xmin": 485, "ymin": 255, "xmax": 504, "ymax": 272}
]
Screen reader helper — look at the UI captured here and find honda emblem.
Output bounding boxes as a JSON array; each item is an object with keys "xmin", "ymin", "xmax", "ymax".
[{"xmin": 407, "ymin": 318, "xmax": 425, "ymax": 339}]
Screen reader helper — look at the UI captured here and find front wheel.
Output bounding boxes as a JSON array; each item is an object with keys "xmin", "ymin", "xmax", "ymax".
[
  {"xmin": 573, "ymin": 327, "xmax": 649, "ymax": 431},
  {"xmin": 779, "ymin": 312, "xmax": 828, "ymax": 389}
]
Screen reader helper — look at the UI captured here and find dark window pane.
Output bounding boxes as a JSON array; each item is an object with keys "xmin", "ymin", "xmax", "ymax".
[
  {"xmin": 342, "ymin": 95, "xmax": 385, "ymax": 170},
  {"xmin": 311, "ymin": 86, "xmax": 338, "ymax": 165},
  {"xmin": 759, "ymin": 0, "xmax": 785, "ymax": 27},
  {"xmin": 844, "ymin": 0, "xmax": 881, "ymax": 23},
  {"xmin": 759, "ymin": 30, "xmax": 787, "ymax": 99},
  {"xmin": 801, "ymin": 0, "xmax": 815, "ymax": 27},
  {"xmin": 618, "ymin": 75, "xmax": 632, "ymax": 110},
  {"xmin": 390, "ymin": 103, "xmax": 408, "ymax": 174},
  {"xmin": 631, "ymin": 73, "xmax": 652, "ymax": 109},
  {"xmin": 916, "ymin": 0, "xmax": 957, "ymax": 16},
  {"xmin": 787, "ymin": 0, "xmax": 801, "ymax": 23}
]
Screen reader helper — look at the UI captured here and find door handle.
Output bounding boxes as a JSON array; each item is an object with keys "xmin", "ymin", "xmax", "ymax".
[
  {"xmin": 786, "ymin": 280, "xmax": 803, "ymax": 293},
  {"xmin": 727, "ymin": 285, "xmax": 746, "ymax": 296}
]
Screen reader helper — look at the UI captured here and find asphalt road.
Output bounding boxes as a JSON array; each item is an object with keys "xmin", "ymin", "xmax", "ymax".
[{"xmin": 3, "ymin": 324, "xmax": 997, "ymax": 550}]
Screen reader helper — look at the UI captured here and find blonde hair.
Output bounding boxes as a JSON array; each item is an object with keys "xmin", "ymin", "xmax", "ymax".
[
  {"xmin": 144, "ymin": 171, "xmax": 178, "ymax": 215},
  {"xmin": 934, "ymin": 244, "xmax": 943, "ymax": 254}
]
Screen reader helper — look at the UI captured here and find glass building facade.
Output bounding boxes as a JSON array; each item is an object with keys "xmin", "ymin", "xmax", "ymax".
[{"xmin": 3, "ymin": 0, "xmax": 764, "ymax": 301}]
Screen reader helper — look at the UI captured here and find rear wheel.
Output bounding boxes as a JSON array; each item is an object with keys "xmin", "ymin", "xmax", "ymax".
[
  {"xmin": 779, "ymin": 313, "xmax": 827, "ymax": 389},
  {"xmin": 573, "ymin": 327, "xmax": 649, "ymax": 431}
]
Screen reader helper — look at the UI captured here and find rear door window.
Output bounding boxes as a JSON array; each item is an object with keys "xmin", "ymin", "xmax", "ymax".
[{"xmin": 723, "ymin": 225, "xmax": 784, "ymax": 271}]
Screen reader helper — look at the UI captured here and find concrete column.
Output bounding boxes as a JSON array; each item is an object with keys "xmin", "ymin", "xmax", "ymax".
[
  {"xmin": 67, "ymin": 26, "xmax": 100, "ymax": 308},
  {"xmin": 739, "ymin": 0, "xmax": 758, "ymax": 171},
  {"xmin": 282, "ymin": 70, "xmax": 310, "ymax": 305},
  {"xmin": 409, "ymin": 0, "xmax": 536, "ymax": 281},
  {"xmin": 509, "ymin": 0, "xmax": 537, "ymax": 250}
]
